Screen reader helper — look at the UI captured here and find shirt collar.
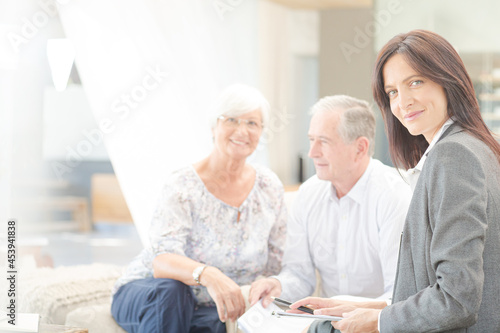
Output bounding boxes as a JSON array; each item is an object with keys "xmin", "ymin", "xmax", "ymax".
[
  {"xmin": 329, "ymin": 158, "xmax": 374, "ymax": 204},
  {"xmin": 409, "ymin": 118, "xmax": 455, "ymax": 174}
]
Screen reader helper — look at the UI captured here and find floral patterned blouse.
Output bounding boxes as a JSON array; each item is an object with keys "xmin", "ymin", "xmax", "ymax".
[{"xmin": 112, "ymin": 164, "xmax": 287, "ymax": 304}]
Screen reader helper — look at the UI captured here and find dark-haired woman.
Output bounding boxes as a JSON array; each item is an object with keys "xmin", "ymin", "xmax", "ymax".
[{"xmin": 291, "ymin": 29, "xmax": 500, "ymax": 333}]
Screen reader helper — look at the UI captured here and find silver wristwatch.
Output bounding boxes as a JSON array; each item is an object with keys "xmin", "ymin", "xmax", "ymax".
[{"xmin": 192, "ymin": 265, "xmax": 207, "ymax": 285}]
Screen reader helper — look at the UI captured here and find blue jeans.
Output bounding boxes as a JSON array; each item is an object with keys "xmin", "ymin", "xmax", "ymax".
[{"xmin": 111, "ymin": 278, "xmax": 226, "ymax": 333}]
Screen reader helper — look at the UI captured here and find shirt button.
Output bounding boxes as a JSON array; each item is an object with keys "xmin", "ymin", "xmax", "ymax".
[
  {"xmin": 341, "ymin": 215, "xmax": 347, "ymax": 221},
  {"xmin": 341, "ymin": 274, "xmax": 346, "ymax": 279}
]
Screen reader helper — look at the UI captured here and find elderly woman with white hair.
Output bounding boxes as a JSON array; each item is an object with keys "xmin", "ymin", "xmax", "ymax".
[{"xmin": 111, "ymin": 84, "xmax": 287, "ymax": 333}]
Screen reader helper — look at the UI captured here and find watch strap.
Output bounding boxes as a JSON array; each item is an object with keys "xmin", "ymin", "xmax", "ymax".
[{"xmin": 193, "ymin": 265, "xmax": 207, "ymax": 285}]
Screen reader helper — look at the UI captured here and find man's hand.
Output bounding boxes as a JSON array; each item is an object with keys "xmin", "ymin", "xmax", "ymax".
[
  {"xmin": 248, "ymin": 277, "xmax": 282, "ymax": 307},
  {"xmin": 200, "ymin": 266, "xmax": 246, "ymax": 323}
]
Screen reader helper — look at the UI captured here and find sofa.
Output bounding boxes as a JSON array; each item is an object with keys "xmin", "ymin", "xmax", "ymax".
[
  {"xmin": 7, "ymin": 190, "xmax": 299, "ymax": 332},
  {"xmin": 4, "ymin": 252, "xmax": 255, "ymax": 332},
  {"xmin": 0, "ymin": 260, "xmax": 126, "ymax": 332}
]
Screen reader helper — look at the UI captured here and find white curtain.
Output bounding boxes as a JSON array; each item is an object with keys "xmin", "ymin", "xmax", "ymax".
[
  {"xmin": 57, "ymin": 0, "xmax": 261, "ymax": 246},
  {"xmin": 0, "ymin": 70, "xmax": 13, "ymax": 224},
  {"xmin": 0, "ymin": 6, "xmax": 19, "ymax": 213}
]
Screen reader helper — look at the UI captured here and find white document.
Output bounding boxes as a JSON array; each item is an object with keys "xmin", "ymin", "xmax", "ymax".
[
  {"xmin": 0, "ymin": 312, "xmax": 39, "ymax": 332},
  {"xmin": 237, "ymin": 300, "xmax": 324, "ymax": 333}
]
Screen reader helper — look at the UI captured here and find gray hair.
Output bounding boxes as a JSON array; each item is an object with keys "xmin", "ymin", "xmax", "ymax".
[
  {"xmin": 310, "ymin": 95, "xmax": 376, "ymax": 156},
  {"xmin": 209, "ymin": 84, "xmax": 270, "ymax": 129}
]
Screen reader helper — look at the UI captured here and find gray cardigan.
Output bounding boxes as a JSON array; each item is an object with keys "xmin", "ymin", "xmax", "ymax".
[{"xmin": 380, "ymin": 124, "xmax": 500, "ymax": 332}]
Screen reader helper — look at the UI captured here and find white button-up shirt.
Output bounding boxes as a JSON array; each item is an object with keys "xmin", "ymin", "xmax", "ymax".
[{"xmin": 275, "ymin": 159, "xmax": 412, "ymax": 301}]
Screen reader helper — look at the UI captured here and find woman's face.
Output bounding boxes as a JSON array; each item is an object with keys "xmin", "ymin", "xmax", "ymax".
[
  {"xmin": 382, "ymin": 53, "xmax": 449, "ymax": 143},
  {"xmin": 213, "ymin": 109, "xmax": 263, "ymax": 160}
]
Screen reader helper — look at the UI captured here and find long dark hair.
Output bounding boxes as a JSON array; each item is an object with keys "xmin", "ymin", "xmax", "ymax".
[{"xmin": 372, "ymin": 29, "xmax": 500, "ymax": 170}]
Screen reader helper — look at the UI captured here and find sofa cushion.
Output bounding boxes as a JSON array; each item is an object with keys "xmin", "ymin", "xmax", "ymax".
[
  {"xmin": 12, "ymin": 263, "xmax": 123, "ymax": 324},
  {"xmin": 66, "ymin": 303, "xmax": 125, "ymax": 332}
]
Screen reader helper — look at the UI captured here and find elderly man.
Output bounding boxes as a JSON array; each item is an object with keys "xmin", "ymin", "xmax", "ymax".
[{"xmin": 249, "ymin": 95, "xmax": 411, "ymax": 307}]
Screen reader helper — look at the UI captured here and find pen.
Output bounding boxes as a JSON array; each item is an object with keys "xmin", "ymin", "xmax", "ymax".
[
  {"xmin": 271, "ymin": 296, "xmax": 315, "ymax": 314},
  {"xmin": 271, "ymin": 310, "xmax": 343, "ymax": 321}
]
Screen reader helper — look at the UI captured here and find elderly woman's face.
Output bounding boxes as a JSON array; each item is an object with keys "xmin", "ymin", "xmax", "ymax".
[{"xmin": 213, "ymin": 109, "xmax": 263, "ymax": 160}]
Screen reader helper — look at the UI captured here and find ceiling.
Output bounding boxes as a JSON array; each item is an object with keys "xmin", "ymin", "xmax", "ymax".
[{"xmin": 266, "ymin": 0, "xmax": 373, "ymax": 9}]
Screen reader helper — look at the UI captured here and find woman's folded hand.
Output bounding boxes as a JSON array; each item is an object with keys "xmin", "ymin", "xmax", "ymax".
[{"xmin": 201, "ymin": 266, "xmax": 246, "ymax": 323}]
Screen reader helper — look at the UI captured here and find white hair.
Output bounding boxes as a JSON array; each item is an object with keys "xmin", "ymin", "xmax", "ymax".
[
  {"xmin": 209, "ymin": 84, "xmax": 270, "ymax": 129},
  {"xmin": 310, "ymin": 95, "xmax": 376, "ymax": 156}
]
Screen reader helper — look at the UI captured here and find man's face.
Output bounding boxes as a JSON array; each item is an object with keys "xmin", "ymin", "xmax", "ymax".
[{"xmin": 307, "ymin": 110, "xmax": 358, "ymax": 184}]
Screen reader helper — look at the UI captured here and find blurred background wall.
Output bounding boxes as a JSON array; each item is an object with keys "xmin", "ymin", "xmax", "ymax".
[{"xmin": 1, "ymin": 0, "xmax": 500, "ymax": 246}]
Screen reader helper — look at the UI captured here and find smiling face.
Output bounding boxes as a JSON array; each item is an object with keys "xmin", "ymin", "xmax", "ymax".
[
  {"xmin": 383, "ymin": 53, "xmax": 449, "ymax": 143},
  {"xmin": 308, "ymin": 110, "xmax": 358, "ymax": 184},
  {"xmin": 213, "ymin": 109, "xmax": 263, "ymax": 160}
]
